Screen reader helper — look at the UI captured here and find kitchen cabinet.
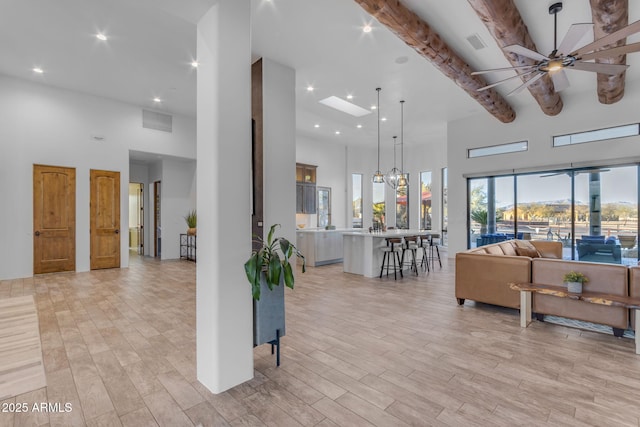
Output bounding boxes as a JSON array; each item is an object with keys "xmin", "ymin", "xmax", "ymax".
[{"xmin": 296, "ymin": 163, "xmax": 316, "ymax": 214}]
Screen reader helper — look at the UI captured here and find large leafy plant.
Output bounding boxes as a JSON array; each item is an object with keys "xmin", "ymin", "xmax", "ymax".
[{"xmin": 244, "ymin": 224, "xmax": 305, "ymax": 300}]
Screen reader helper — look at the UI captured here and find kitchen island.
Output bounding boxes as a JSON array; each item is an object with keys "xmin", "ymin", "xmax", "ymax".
[
  {"xmin": 296, "ymin": 229, "xmax": 348, "ymax": 266},
  {"xmin": 343, "ymin": 229, "xmax": 428, "ymax": 277}
]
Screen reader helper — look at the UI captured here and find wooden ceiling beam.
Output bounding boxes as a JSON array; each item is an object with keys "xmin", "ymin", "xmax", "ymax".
[
  {"xmin": 467, "ymin": 0, "xmax": 563, "ymax": 116},
  {"xmin": 589, "ymin": 0, "xmax": 628, "ymax": 104},
  {"xmin": 353, "ymin": 0, "xmax": 516, "ymax": 123}
]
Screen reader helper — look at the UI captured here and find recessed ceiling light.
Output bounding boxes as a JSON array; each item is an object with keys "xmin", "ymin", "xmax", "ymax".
[
  {"xmin": 371, "ymin": 105, "xmax": 377, "ymax": 110},
  {"xmin": 357, "ymin": 124, "xmax": 363, "ymax": 128},
  {"xmin": 363, "ymin": 24, "xmax": 372, "ymax": 33},
  {"xmin": 314, "ymin": 124, "xmax": 320, "ymax": 128},
  {"xmin": 307, "ymin": 85, "xmax": 314, "ymax": 92},
  {"xmin": 153, "ymin": 97, "xmax": 161, "ymax": 103},
  {"xmin": 347, "ymin": 94, "xmax": 353, "ymax": 100},
  {"xmin": 191, "ymin": 61, "xmax": 199, "ymax": 68},
  {"xmin": 335, "ymin": 131, "xmax": 341, "ymax": 135},
  {"xmin": 381, "ymin": 117, "xmax": 387, "ymax": 121},
  {"xmin": 96, "ymin": 33, "xmax": 107, "ymax": 41},
  {"xmin": 33, "ymin": 67, "xmax": 43, "ymax": 74},
  {"xmin": 319, "ymin": 96, "xmax": 372, "ymax": 117}
]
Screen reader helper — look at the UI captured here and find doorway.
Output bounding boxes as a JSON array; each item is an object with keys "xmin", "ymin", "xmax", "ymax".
[
  {"xmin": 90, "ymin": 169, "xmax": 121, "ymax": 270},
  {"xmin": 129, "ymin": 183, "xmax": 144, "ymax": 255},
  {"xmin": 154, "ymin": 181, "xmax": 161, "ymax": 258},
  {"xmin": 33, "ymin": 164, "xmax": 76, "ymax": 274}
]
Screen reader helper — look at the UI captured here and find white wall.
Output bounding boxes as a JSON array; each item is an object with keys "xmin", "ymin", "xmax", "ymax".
[
  {"xmin": 160, "ymin": 158, "xmax": 197, "ymax": 260},
  {"xmin": 296, "ymin": 137, "xmax": 347, "ymax": 228},
  {"xmin": 448, "ymin": 89, "xmax": 640, "ymax": 255},
  {"xmin": 0, "ymin": 75, "xmax": 196, "ymax": 279}
]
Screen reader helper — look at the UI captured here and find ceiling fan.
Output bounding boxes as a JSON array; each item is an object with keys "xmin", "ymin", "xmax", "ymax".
[{"xmin": 473, "ymin": 2, "xmax": 640, "ymax": 96}]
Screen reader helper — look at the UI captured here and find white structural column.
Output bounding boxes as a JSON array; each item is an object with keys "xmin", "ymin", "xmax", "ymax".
[
  {"xmin": 196, "ymin": 0, "xmax": 253, "ymax": 393},
  {"xmin": 262, "ymin": 59, "xmax": 296, "ymax": 248}
]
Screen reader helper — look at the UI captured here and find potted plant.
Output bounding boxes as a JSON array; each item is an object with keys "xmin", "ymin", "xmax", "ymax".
[
  {"xmin": 563, "ymin": 271, "xmax": 588, "ymax": 293},
  {"xmin": 471, "ymin": 209, "xmax": 488, "ymax": 235},
  {"xmin": 244, "ymin": 224, "xmax": 305, "ymax": 349},
  {"xmin": 184, "ymin": 209, "xmax": 197, "ymax": 236}
]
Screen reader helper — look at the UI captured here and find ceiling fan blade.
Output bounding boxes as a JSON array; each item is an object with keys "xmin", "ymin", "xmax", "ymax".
[
  {"xmin": 580, "ymin": 42, "xmax": 640, "ymax": 61},
  {"xmin": 571, "ymin": 19, "xmax": 640, "ymax": 56},
  {"xmin": 571, "ymin": 61, "xmax": 629, "ymax": 75},
  {"xmin": 507, "ymin": 72, "xmax": 545, "ymax": 96},
  {"xmin": 477, "ymin": 70, "xmax": 537, "ymax": 92},
  {"xmin": 504, "ymin": 44, "xmax": 549, "ymax": 61},
  {"xmin": 557, "ymin": 23, "xmax": 593, "ymax": 56},
  {"xmin": 471, "ymin": 65, "xmax": 536, "ymax": 75},
  {"xmin": 550, "ymin": 69, "xmax": 570, "ymax": 92}
]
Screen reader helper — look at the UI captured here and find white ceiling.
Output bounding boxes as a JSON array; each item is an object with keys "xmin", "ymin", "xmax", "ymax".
[{"xmin": 2, "ymin": 0, "xmax": 639, "ymax": 148}]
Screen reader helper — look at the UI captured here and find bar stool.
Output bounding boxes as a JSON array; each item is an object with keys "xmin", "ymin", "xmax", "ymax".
[
  {"xmin": 428, "ymin": 233, "xmax": 442, "ymax": 268},
  {"xmin": 380, "ymin": 238, "xmax": 403, "ymax": 279},
  {"xmin": 402, "ymin": 236, "xmax": 420, "ymax": 275},
  {"xmin": 418, "ymin": 234, "xmax": 431, "ymax": 272}
]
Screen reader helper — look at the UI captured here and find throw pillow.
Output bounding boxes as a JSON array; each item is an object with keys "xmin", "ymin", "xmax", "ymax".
[{"xmin": 515, "ymin": 247, "xmax": 540, "ymax": 258}]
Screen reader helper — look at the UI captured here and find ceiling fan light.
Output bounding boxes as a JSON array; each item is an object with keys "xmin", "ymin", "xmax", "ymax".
[{"xmin": 548, "ymin": 60, "xmax": 563, "ymax": 72}]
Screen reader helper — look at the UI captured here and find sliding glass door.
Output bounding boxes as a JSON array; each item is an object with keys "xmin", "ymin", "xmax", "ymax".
[{"xmin": 468, "ymin": 165, "xmax": 639, "ymax": 265}]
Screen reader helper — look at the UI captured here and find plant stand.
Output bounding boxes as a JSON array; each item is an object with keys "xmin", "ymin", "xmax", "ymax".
[{"xmin": 253, "ymin": 279, "xmax": 286, "ymax": 367}]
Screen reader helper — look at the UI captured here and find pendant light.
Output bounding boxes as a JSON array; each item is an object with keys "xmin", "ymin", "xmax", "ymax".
[
  {"xmin": 397, "ymin": 100, "xmax": 409, "ymax": 187},
  {"xmin": 372, "ymin": 88, "xmax": 384, "ymax": 183},
  {"xmin": 384, "ymin": 136, "xmax": 400, "ymax": 189}
]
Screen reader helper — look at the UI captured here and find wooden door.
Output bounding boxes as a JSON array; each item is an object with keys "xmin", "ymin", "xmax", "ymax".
[
  {"xmin": 33, "ymin": 165, "xmax": 76, "ymax": 274},
  {"xmin": 90, "ymin": 169, "xmax": 120, "ymax": 269}
]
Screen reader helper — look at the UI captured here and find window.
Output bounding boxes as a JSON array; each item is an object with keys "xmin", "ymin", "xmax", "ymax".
[
  {"xmin": 352, "ymin": 174, "xmax": 362, "ymax": 228},
  {"xmin": 420, "ymin": 171, "xmax": 432, "ymax": 230},
  {"xmin": 373, "ymin": 182, "xmax": 385, "ymax": 229},
  {"xmin": 468, "ymin": 141, "xmax": 528, "ymax": 158},
  {"xmin": 317, "ymin": 187, "xmax": 331, "ymax": 228},
  {"xmin": 396, "ymin": 178, "xmax": 409, "ymax": 229},
  {"xmin": 554, "ymin": 124, "xmax": 639, "ymax": 147}
]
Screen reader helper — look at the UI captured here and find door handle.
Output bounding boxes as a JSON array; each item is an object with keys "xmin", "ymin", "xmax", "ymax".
[
  {"xmin": 35, "ymin": 231, "xmax": 40, "ymax": 236},
  {"xmin": 115, "ymin": 229, "xmax": 119, "ymax": 234}
]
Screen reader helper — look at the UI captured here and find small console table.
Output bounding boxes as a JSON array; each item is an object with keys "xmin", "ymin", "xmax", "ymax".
[
  {"xmin": 180, "ymin": 234, "xmax": 196, "ymax": 262},
  {"xmin": 510, "ymin": 282, "xmax": 640, "ymax": 354}
]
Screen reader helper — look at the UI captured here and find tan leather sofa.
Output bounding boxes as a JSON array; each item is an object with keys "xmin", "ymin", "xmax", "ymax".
[
  {"xmin": 532, "ymin": 258, "xmax": 629, "ymax": 333},
  {"xmin": 455, "ymin": 240, "xmax": 562, "ymax": 309}
]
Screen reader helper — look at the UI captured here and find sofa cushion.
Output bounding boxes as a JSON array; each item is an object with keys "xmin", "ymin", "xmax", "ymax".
[
  {"xmin": 535, "ymin": 245, "xmax": 561, "ymax": 259},
  {"xmin": 514, "ymin": 240, "xmax": 536, "ymax": 250},
  {"xmin": 515, "ymin": 246, "xmax": 540, "ymax": 258},
  {"xmin": 484, "ymin": 245, "xmax": 505, "ymax": 255},
  {"xmin": 499, "ymin": 241, "xmax": 517, "ymax": 256}
]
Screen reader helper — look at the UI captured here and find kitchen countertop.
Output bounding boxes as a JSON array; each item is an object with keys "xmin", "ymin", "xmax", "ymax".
[
  {"xmin": 296, "ymin": 228, "xmax": 360, "ymax": 233},
  {"xmin": 342, "ymin": 229, "xmax": 427, "ymax": 237}
]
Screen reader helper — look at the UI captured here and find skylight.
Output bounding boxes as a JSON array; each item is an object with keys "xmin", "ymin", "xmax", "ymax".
[{"xmin": 319, "ymin": 96, "xmax": 372, "ymax": 117}]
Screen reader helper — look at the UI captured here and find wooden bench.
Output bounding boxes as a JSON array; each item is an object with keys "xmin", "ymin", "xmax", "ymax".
[{"xmin": 509, "ymin": 282, "xmax": 640, "ymax": 354}]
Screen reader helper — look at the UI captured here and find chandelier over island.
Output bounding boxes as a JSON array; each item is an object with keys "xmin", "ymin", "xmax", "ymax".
[
  {"xmin": 397, "ymin": 100, "xmax": 408, "ymax": 187},
  {"xmin": 372, "ymin": 87, "xmax": 384, "ymax": 184},
  {"xmin": 384, "ymin": 136, "xmax": 401, "ymax": 189}
]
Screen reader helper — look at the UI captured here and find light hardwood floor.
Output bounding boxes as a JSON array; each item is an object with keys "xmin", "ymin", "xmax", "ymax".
[{"xmin": 1, "ymin": 251, "xmax": 640, "ymax": 426}]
